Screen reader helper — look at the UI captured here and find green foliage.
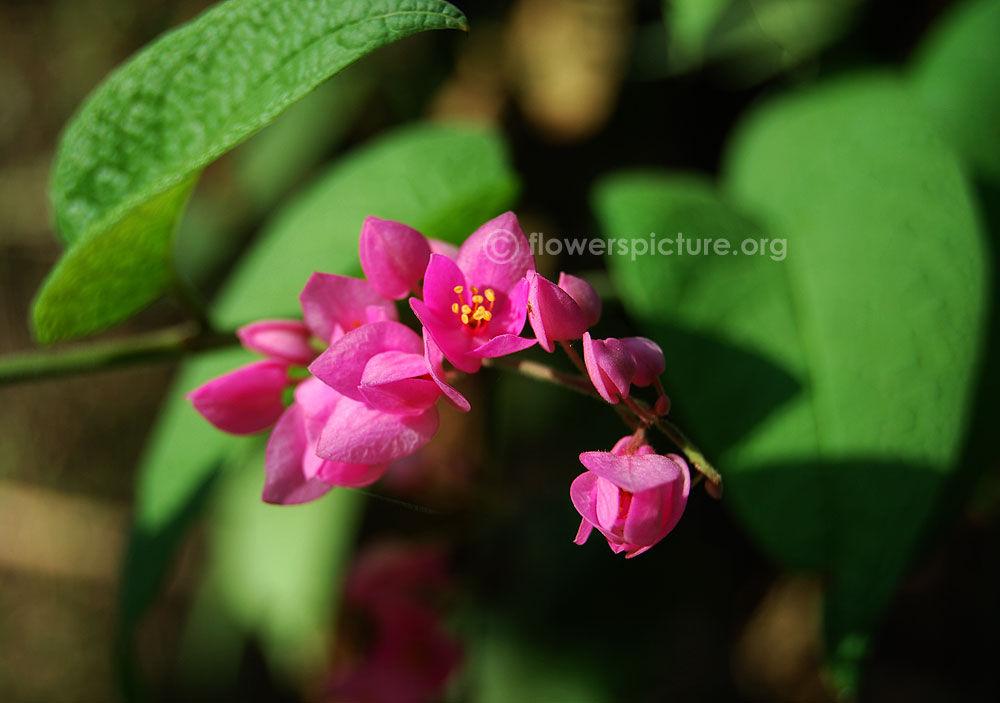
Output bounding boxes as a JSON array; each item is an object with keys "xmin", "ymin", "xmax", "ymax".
[
  {"xmin": 185, "ymin": 447, "xmax": 363, "ymax": 683},
  {"xmin": 593, "ymin": 74, "xmax": 987, "ymax": 692},
  {"xmin": 33, "ymin": 176, "xmax": 197, "ymax": 343},
  {"xmin": 36, "ymin": 0, "xmax": 467, "ymax": 343},
  {"xmin": 664, "ymin": 0, "xmax": 861, "ymax": 81},
  {"xmin": 910, "ymin": 0, "xmax": 1000, "ymax": 183}
]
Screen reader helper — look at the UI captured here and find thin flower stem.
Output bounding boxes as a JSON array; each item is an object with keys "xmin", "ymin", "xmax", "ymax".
[
  {"xmin": 485, "ymin": 353, "xmax": 721, "ymax": 489},
  {"xmin": 0, "ymin": 324, "xmax": 239, "ymax": 387},
  {"xmin": 653, "ymin": 416, "xmax": 723, "ymax": 489},
  {"xmin": 482, "ymin": 357, "xmax": 597, "ymax": 397},
  {"xmin": 559, "ymin": 340, "xmax": 588, "ymax": 377}
]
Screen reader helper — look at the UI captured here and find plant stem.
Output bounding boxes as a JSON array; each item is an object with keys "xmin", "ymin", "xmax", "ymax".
[
  {"xmin": 0, "ymin": 324, "xmax": 239, "ymax": 387},
  {"xmin": 653, "ymin": 416, "xmax": 722, "ymax": 488},
  {"xmin": 482, "ymin": 357, "xmax": 597, "ymax": 397}
]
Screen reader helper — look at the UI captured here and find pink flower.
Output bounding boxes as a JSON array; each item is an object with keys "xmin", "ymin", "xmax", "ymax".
[
  {"xmin": 525, "ymin": 271, "xmax": 589, "ymax": 352},
  {"xmin": 582, "ymin": 332, "xmax": 665, "ymax": 403},
  {"xmin": 410, "ymin": 212, "xmax": 537, "ymax": 373},
  {"xmin": 359, "ymin": 216, "xmax": 432, "ymax": 301},
  {"xmin": 557, "ymin": 272, "xmax": 601, "ymax": 327},
  {"xmin": 571, "ymin": 434, "xmax": 690, "ymax": 558},
  {"xmin": 299, "ymin": 272, "xmax": 397, "ymax": 344},
  {"xmin": 187, "ymin": 359, "xmax": 290, "ymax": 435},
  {"xmin": 237, "ymin": 319, "xmax": 316, "ymax": 366},
  {"xmin": 329, "ymin": 543, "xmax": 462, "ymax": 703}
]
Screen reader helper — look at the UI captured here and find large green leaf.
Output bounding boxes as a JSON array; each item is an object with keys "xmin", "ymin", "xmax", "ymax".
[
  {"xmin": 35, "ymin": 0, "xmax": 467, "ymax": 343},
  {"xmin": 118, "ymin": 121, "xmax": 519, "ymax": 691},
  {"xmin": 909, "ymin": 0, "xmax": 1000, "ymax": 183},
  {"xmin": 594, "ymin": 74, "xmax": 987, "ymax": 691},
  {"xmin": 213, "ymin": 122, "xmax": 520, "ymax": 327},
  {"xmin": 182, "ymin": 447, "xmax": 363, "ymax": 684}
]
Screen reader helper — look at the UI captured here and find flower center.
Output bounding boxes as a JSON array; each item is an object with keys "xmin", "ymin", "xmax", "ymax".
[{"xmin": 451, "ymin": 285, "xmax": 495, "ymax": 332}]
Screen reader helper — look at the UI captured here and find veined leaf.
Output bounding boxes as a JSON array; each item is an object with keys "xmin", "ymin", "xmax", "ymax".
[{"xmin": 36, "ymin": 0, "xmax": 467, "ymax": 343}]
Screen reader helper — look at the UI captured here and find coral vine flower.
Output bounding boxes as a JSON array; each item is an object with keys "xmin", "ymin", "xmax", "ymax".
[
  {"xmin": 187, "ymin": 359, "xmax": 291, "ymax": 435},
  {"xmin": 525, "ymin": 271, "xmax": 590, "ymax": 352},
  {"xmin": 410, "ymin": 212, "xmax": 537, "ymax": 373},
  {"xmin": 359, "ymin": 216, "xmax": 432, "ymax": 301},
  {"xmin": 571, "ymin": 435, "xmax": 690, "ymax": 558},
  {"xmin": 582, "ymin": 331, "xmax": 665, "ymax": 403},
  {"xmin": 557, "ymin": 272, "xmax": 602, "ymax": 327}
]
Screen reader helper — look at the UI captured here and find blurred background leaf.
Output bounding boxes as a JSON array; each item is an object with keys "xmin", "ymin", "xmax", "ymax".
[
  {"xmin": 34, "ymin": 0, "xmax": 467, "ymax": 343},
  {"xmin": 909, "ymin": 0, "xmax": 1000, "ymax": 185},
  {"xmin": 594, "ymin": 74, "xmax": 988, "ymax": 692}
]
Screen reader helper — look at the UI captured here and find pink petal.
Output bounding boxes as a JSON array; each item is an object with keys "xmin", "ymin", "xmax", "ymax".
[
  {"xmin": 622, "ymin": 485, "xmax": 671, "ymax": 547},
  {"xmin": 582, "ymin": 333, "xmax": 635, "ymax": 403},
  {"xmin": 187, "ymin": 360, "xmax": 289, "ymax": 435},
  {"xmin": 423, "ymin": 328, "xmax": 471, "ymax": 412},
  {"xmin": 262, "ymin": 405, "xmax": 334, "ymax": 504},
  {"xmin": 621, "ymin": 337, "xmax": 665, "ymax": 387},
  {"xmin": 578, "ymin": 451, "xmax": 686, "ymax": 494},
  {"xmin": 411, "ymin": 298, "xmax": 480, "ymax": 374},
  {"xmin": 299, "ymin": 273, "xmax": 397, "ymax": 343},
  {"xmin": 309, "ymin": 321, "xmax": 424, "ymax": 402},
  {"xmin": 582, "ymin": 333, "xmax": 615, "ymax": 403},
  {"xmin": 421, "ymin": 254, "xmax": 468, "ymax": 320},
  {"xmin": 361, "ymin": 351, "xmax": 441, "ymax": 415},
  {"xmin": 317, "ymin": 397, "xmax": 439, "ymax": 464},
  {"xmin": 594, "ymin": 476, "xmax": 621, "ymax": 532},
  {"xmin": 558, "ymin": 272, "xmax": 602, "ymax": 328},
  {"xmin": 238, "ymin": 319, "xmax": 316, "ymax": 365},
  {"xmin": 429, "ymin": 238, "xmax": 459, "ymax": 259},
  {"xmin": 456, "ymin": 212, "xmax": 536, "ymax": 296},
  {"xmin": 487, "ymin": 276, "xmax": 530, "ymax": 337},
  {"xmin": 573, "ymin": 518, "xmax": 595, "ymax": 545},
  {"xmin": 317, "ymin": 460, "xmax": 390, "ymax": 488},
  {"xmin": 526, "ymin": 272, "xmax": 588, "ymax": 352},
  {"xmin": 359, "ymin": 216, "xmax": 431, "ymax": 300},
  {"xmin": 469, "ymin": 334, "xmax": 537, "ymax": 359}
]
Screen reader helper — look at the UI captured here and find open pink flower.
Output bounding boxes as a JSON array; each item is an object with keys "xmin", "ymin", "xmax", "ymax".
[
  {"xmin": 571, "ymin": 434, "xmax": 690, "ymax": 558},
  {"xmin": 410, "ymin": 212, "xmax": 536, "ymax": 373}
]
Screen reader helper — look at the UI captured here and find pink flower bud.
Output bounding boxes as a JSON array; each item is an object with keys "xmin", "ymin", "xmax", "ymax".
[
  {"xmin": 620, "ymin": 336, "xmax": 665, "ymax": 387},
  {"xmin": 582, "ymin": 332, "xmax": 636, "ymax": 403},
  {"xmin": 187, "ymin": 360, "xmax": 290, "ymax": 435},
  {"xmin": 557, "ymin": 272, "xmax": 601, "ymax": 327},
  {"xmin": 237, "ymin": 319, "xmax": 316, "ymax": 366},
  {"xmin": 571, "ymin": 437, "xmax": 690, "ymax": 558},
  {"xmin": 526, "ymin": 271, "xmax": 589, "ymax": 352},
  {"xmin": 359, "ymin": 216, "xmax": 432, "ymax": 300}
]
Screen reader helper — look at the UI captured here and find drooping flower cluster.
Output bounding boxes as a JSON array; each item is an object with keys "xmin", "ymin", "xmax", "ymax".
[{"xmin": 189, "ymin": 211, "xmax": 695, "ymax": 557}]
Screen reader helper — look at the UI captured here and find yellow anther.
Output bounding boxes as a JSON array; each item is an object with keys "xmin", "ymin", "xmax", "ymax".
[
  {"xmin": 472, "ymin": 294, "xmax": 484, "ymax": 304},
  {"xmin": 461, "ymin": 304, "xmax": 472, "ymax": 314},
  {"xmin": 453, "ymin": 286, "xmax": 463, "ymax": 294},
  {"xmin": 483, "ymin": 310, "xmax": 493, "ymax": 321},
  {"xmin": 472, "ymin": 307, "xmax": 486, "ymax": 321},
  {"xmin": 461, "ymin": 313, "xmax": 470, "ymax": 325},
  {"xmin": 484, "ymin": 289, "xmax": 496, "ymax": 303},
  {"xmin": 451, "ymin": 302, "xmax": 460, "ymax": 314}
]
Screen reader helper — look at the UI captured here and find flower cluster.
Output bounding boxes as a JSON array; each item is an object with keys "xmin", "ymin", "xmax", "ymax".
[{"xmin": 189, "ymin": 212, "xmax": 694, "ymax": 556}]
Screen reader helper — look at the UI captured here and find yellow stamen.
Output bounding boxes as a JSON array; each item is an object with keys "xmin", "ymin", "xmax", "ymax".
[
  {"xmin": 453, "ymin": 286, "xmax": 463, "ymax": 294},
  {"xmin": 484, "ymin": 289, "xmax": 495, "ymax": 303},
  {"xmin": 461, "ymin": 313, "xmax": 470, "ymax": 325},
  {"xmin": 472, "ymin": 306, "xmax": 486, "ymax": 321},
  {"xmin": 451, "ymin": 302, "xmax": 460, "ymax": 314},
  {"xmin": 472, "ymin": 294, "xmax": 484, "ymax": 305},
  {"xmin": 461, "ymin": 304, "xmax": 472, "ymax": 315},
  {"xmin": 470, "ymin": 286, "xmax": 479, "ymax": 295},
  {"xmin": 482, "ymin": 310, "xmax": 493, "ymax": 321}
]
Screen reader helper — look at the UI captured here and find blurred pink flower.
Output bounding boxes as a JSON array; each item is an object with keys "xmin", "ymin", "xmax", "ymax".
[
  {"xmin": 571, "ymin": 434, "xmax": 690, "ymax": 558},
  {"xmin": 410, "ymin": 212, "xmax": 536, "ymax": 373},
  {"xmin": 330, "ymin": 543, "xmax": 462, "ymax": 703}
]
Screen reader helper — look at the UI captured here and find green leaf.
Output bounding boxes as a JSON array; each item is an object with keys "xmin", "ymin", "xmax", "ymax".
[
  {"xmin": 38, "ymin": 0, "xmax": 467, "ymax": 343},
  {"xmin": 213, "ymin": 121, "xmax": 521, "ymax": 327},
  {"xmin": 33, "ymin": 175, "xmax": 198, "ymax": 344},
  {"xmin": 185, "ymin": 447, "xmax": 363, "ymax": 683},
  {"xmin": 909, "ymin": 0, "xmax": 1000, "ymax": 183},
  {"xmin": 594, "ymin": 74, "xmax": 987, "ymax": 691}
]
